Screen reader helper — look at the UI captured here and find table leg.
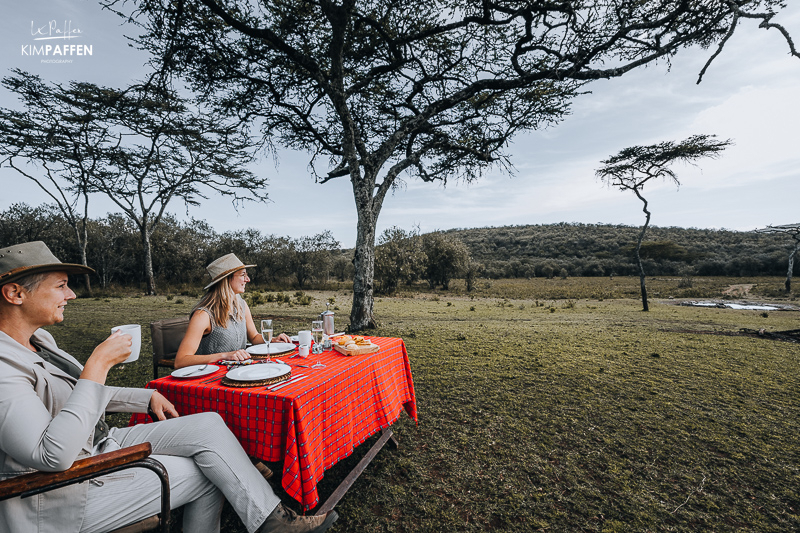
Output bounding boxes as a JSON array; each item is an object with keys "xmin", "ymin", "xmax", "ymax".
[{"xmin": 313, "ymin": 428, "xmax": 397, "ymax": 516}]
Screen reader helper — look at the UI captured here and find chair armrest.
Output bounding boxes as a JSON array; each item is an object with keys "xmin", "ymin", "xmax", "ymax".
[{"xmin": 0, "ymin": 442, "xmax": 152, "ymax": 501}]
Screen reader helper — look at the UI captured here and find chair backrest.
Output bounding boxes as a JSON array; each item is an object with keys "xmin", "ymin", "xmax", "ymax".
[{"xmin": 150, "ymin": 317, "xmax": 190, "ymax": 359}]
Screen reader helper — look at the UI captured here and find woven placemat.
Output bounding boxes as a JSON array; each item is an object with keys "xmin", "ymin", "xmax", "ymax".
[
  {"xmin": 250, "ymin": 348, "xmax": 296, "ymax": 359},
  {"xmin": 220, "ymin": 372, "xmax": 291, "ymax": 388},
  {"xmin": 218, "ymin": 359, "xmax": 273, "ymax": 368}
]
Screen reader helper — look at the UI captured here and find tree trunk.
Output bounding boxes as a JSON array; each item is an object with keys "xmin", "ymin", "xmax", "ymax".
[
  {"xmin": 141, "ymin": 227, "xmax": 157, "ymax": 295},
  {"xmin": 634, "ymin": 189, "xmax": 651, "ymax": 312},
  {"xmin": 786, "ymin": 241, "xmax": 799, "ymax": 293},
  {"xmin": 79, "ymin": 234, "xmax": 92, "ymax": 297},
  {"xmin": 350, "ymin": 211, "xmax": 378, "ymax": 331},
  {"xmin": 349, "ymin": 175, "xmax": 380, "ymax": 331},
  {"xmin": 67, "ymin": 212, "xmax": 93, "ymax": 296}
]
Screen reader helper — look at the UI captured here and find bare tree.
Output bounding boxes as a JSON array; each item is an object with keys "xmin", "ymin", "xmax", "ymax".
[
  {"xmin": 756, "ymin": 223, "xmax": 800, "ymax": 293},
  {"xmin": 596, "ymin": 134, "xmax": 731, "ymax": 311},
  {"xmin": 107, "ymin": 0, "xmax": 798, "ymax": 328}
]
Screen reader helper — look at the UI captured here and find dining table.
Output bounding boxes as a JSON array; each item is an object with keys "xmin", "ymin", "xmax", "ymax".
[{"xmin": 130, "ymin": 336, "xmax": 417, "ymax": 512}]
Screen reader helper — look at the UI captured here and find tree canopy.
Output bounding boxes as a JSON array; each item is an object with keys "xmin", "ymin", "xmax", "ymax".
[
  {"xmin": 106, "ymin": 0, "xmax": 799, "ymax": 327},
  {"xmin": 0, "ymin": 70, "xmax": 266, "ymax": 295}
]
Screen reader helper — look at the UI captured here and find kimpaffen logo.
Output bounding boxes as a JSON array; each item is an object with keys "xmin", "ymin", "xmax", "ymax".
[{"xmin": 22, "ymin": 20, "xmax": 93, "ymax": 63}]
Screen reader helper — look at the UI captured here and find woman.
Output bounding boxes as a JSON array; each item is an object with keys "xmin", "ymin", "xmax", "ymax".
[
  {"xmin": 0, "ymin": 241, "xmax": 337, "ymax": 533},
  {"xmin": 175, "ymin": 253, "xmax": 290, "ymax": 369}
]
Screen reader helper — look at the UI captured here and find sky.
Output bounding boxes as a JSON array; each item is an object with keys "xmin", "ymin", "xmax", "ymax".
[{"xmin": 1, "ymin": 1, "xmax": 799, "ymax": 248}]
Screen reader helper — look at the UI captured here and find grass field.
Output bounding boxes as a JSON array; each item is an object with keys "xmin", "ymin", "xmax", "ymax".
[{"xmin": 50, "ymin": 277, "xmax": 800, "ymax": 532}]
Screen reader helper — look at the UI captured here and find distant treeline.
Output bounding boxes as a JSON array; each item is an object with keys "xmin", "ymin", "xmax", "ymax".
[
  {"xmin": 1, "ymin": 203, "xmax": 795, "ymax": 292},
  {"xmin": 443, "ymin": 223, "xmax": 797, "ymax": 279},
  {"xmin": 0, "ymin": 203, "xmax": 351, "ymax": 291}
]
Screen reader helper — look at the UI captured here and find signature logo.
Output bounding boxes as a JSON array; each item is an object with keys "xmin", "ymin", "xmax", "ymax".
[
  {"xmin": 22, "ymin": 20, "xmax": 92, "ymax": 60},
  {"xmin": 30, "ymin": 20, "xmax": 83, "ymax": 40}
]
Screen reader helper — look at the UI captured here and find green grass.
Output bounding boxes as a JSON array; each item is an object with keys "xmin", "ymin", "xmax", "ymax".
[{"xmin": 49, "ymin": 278, "xmax": 800, "ymax": 532}]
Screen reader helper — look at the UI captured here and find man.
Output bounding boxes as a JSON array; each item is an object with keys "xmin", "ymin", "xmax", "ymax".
[{"xmin": 0, "ymin": 241, "xmax": 337, "ymax": 533}]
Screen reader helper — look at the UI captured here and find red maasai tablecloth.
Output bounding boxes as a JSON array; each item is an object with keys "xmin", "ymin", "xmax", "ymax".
[{"xmin": 131, "ymin": 336, "xmax": 417, "ymax": 509}]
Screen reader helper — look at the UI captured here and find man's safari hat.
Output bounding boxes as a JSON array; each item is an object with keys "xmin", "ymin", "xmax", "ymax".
[
  {"xmin": 0, "ymin": 241, "xmax": 94, "ymax": 286},
  {"xmin": 204, "ymin": 253, "xmax": 255, "ymax": 290}
]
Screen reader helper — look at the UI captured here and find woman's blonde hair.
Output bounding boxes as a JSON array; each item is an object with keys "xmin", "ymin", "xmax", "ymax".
[{"xmin": 193, "ymin": 273, "xmax": 243, "ymax": 328}]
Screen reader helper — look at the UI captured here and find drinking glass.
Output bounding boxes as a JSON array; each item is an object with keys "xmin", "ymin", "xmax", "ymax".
[
  {"xmin": 311, "ymin": 320, "xmax": 325, "ymax": 368},
  {"xmin": 261, "ymin": 319, "xmax": 273, "ymax": 360}
]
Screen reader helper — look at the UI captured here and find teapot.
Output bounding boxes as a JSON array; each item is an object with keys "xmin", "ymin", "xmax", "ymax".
[{"xmin": 320, "ymin": 303, "xmax": 334, "ymax": 348}]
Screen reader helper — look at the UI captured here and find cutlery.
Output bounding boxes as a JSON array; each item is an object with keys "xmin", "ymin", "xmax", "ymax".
[
  {"xmin": 266, "ymin": 374, "xmax": 307, "ymax": 392},
  {"xmin": 187, "ymin": 364, "xmax": 209, "ymax": 376}
]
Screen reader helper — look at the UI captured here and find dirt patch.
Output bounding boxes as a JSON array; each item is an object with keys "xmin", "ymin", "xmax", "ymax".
[
  {"xmin": 661, "ymin": 328, "xmax": 800, "ymax": 343},
  {"xmin": 723, "ymin": 284, "xmax": 754, "ymax": 297}
]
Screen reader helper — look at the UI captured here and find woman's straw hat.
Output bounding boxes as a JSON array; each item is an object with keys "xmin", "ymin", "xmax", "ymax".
[
  {"xmin": 204, "ymin": 253, "xmax": 255, "ymax": 290},
  {"xmin": 0, "ymin": 241, "xmax": 94, "ymax": 286}
]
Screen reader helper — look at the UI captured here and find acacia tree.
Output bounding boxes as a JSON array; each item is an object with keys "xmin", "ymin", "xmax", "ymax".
[
  {"xmin": 596, "ymin": 134, "xmax": 731, "ymax": 311},
  {"xmin": 0, "ymin": 73, "xmax": 265, "ymax": 295},
  {"xmin": 108, "ymin": 0, "xmax": 798, "ymax": 328},
  {"xmin": 756, "ymin": 223, "xmax": 800, "ymax": 292},
  {"xmin": 0, "ymin": 70, "xmax": 114, "ymax": 294},
  {"xmin": 88, "ymin": 82, "xmax": 264, "ymax": 294}
]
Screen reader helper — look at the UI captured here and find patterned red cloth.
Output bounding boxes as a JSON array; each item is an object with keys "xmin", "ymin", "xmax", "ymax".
[{"xmin": 131, "ymin": 336, "xmax": 417, "ymax": 509}]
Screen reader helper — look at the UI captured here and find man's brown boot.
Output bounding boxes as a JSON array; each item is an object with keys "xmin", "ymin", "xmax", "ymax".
[{"xmin": 258, "ymin": 503, "xmax": 338, "ymax": 533}]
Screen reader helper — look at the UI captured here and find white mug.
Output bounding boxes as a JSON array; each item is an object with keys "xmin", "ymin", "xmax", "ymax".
[
  {"xmin": 298, "ymin": 330, "xmax": 312, "ymax": 346},
  {"xmin": 298, "ymin": 344, "xmax": 310, "ymax": 357},
  {"xmin": 111, "ymin": 324, "xmax": 141, "ymax": 363}
]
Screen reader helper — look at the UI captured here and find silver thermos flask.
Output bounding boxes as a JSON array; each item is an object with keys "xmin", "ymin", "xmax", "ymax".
[{"xmin": 321, "ymin": 304, "xmax": 334, "ymax": 349}]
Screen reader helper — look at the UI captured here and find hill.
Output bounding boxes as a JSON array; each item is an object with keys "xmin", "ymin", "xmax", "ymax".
[{"xmin": 441, "ymin": 223, "xmax": 795, "ymax": 278}]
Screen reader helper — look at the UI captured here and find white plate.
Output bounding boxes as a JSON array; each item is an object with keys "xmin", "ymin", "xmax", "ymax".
[
  {"xmin": 290, "ymin": 335, "xmax": 299, "ymax": 343},
  {"xmin": 246, "ymin": 342, "xmax": 296, "ymax": 355},
  {"xmin": 226, "ymin": 362, "xmax": 291, "ymax": 382},
  {"xmin": 171, "ymin": 365, "xmax": 219, "ymax": 378}
]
